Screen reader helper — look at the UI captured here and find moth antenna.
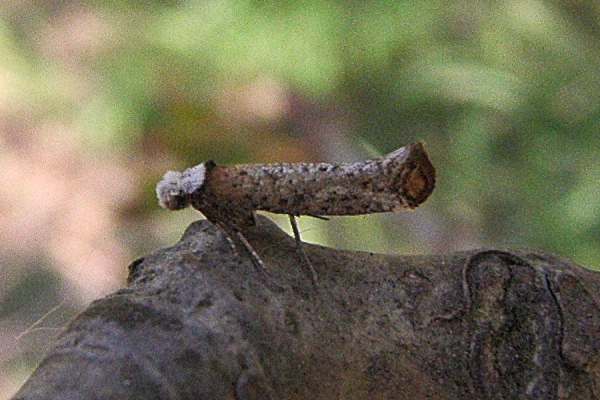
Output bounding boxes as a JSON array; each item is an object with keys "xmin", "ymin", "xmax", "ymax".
[{"xmin": 288, "ymin": 215, "xmax": 319, "ymax": 284}]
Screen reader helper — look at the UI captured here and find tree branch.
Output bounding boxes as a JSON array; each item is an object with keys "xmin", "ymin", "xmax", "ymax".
[{"xmin": 13, "ymin": 216, "xmax": 600, "ymax": 399}]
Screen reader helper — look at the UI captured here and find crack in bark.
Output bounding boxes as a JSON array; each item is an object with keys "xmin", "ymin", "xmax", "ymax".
[
  {"xmin": 543, "ymin": 270, "xmax": 566, "ymax": 366},
  {"xmin": 463, "ymin": 250, "xmax": 567, "ymax": 399}
]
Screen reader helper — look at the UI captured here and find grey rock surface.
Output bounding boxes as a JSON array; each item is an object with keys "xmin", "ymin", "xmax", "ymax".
[{"xmin": 13, "ymin": 216, "xmax": 600, "ymax": 399}]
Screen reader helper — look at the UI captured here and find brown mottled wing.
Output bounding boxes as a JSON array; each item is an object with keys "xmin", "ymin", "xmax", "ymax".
[{"xmin": 207, "ymin": 142, "xmax": 435, "ymax": 217}]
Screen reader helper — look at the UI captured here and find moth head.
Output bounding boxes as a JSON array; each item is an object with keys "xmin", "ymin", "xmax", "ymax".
[
  {"xmin": 156, "ymin": 170, "xmax": 190, "ymax": 210},
  {"xmin": 156, "ymin": 162, "xmax": 211, "ymax": 210}
]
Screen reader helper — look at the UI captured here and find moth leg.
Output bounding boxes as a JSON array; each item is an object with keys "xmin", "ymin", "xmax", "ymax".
[
  {"xmin": 307, "ymin": 214, "xmax": 329, "ymax": 221},
  {"xmin": 215, "ymin": 221, "xmax": 268, "ymax": 273},
  {"xmin": 288, "ymin": 214, "xmax": 318, "ymax": 284},
  {"xmin": 235, "ymin": 230, "xmax": 267, "ymax": 272},
  {"xmin": 218, "ymin": 225, "xmax": 241, "ymax": 255}
]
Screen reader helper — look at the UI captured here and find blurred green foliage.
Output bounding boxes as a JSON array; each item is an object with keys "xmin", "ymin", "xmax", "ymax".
[{"xmin": 2, "ymin": 0, "xmax": 600, "ymax": 266}]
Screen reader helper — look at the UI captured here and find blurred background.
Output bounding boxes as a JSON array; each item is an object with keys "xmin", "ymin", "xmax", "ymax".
[{"xmin": 1, "ymin": 0, "xmax": 600, "ymax": 396}]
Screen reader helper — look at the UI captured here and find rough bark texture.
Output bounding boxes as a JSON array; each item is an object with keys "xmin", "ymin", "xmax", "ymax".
[{"xmin": 13, "ymin": 216, "xmax": 600, "ymax": 400}]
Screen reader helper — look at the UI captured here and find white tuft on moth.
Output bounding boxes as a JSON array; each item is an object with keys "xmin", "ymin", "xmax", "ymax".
[
  {"xmin": 156, "ymin": 142, "xmax": 436, "ymax": 284},
  {"xmin": 180, "ymin": 163, "xmax": 207, "ymax": 194},
  {"xmin": 157, "ymin": 163, "xmax": 210, "ymax": 210},
  {"xmin": 156, "ymin": 171, "xmax": 186, "ymax": 210}
]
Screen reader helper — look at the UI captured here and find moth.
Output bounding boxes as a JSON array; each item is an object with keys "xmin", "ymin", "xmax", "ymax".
[{"xmin": 156, "ymin": 142, "xmax": 435, "ymax": 282}]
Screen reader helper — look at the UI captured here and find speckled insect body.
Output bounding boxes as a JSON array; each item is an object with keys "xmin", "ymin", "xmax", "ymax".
[{"xmin": 157, "ymin": 142, "xmax": 436, "ymax": 281}]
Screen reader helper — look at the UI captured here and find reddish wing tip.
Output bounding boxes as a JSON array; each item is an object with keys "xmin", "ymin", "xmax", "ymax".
[{"xmin": 403, "ymin": 142, "xmax": 436, "ymax": 207}]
